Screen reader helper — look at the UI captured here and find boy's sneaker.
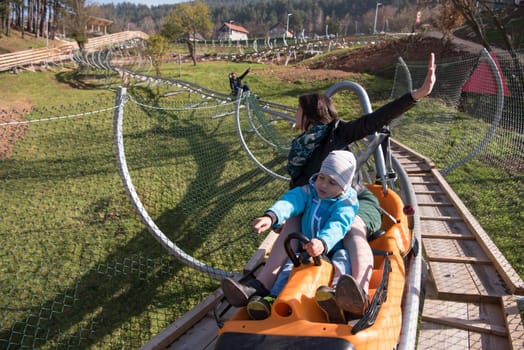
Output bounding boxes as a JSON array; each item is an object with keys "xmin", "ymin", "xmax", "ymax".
[
  {"xmin": 335, "ymin": 274, "xmax": 369, "ymax": 317},
  {"xmin": 315, "ymin": 286, "xmax": 347, "ymax": 324},
  {"xmin": 221, "ymin": 278, "xmax": 269, "ymax": 307},
  {"xmin": 247, "ymin": 295, "xmax": 275, "ymax": 320}
]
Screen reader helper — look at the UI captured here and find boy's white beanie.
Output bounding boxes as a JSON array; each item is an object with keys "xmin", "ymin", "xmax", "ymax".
[{"xmin": 319, "ymin": 150, "xmax": 356, "ymax": 192}]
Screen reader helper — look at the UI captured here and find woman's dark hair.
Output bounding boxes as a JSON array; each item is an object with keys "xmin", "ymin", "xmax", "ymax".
[{"xmin": 298, "ymin": 93, "xmax": 338, "ymax": 130}]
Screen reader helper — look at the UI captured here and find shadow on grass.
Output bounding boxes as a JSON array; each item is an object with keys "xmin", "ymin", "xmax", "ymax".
[
  {"xmin": 55, "ymin": 70, "xmax": 118, "ymax": 90},
  {"xmin": 0, "ymin": 100, "xmax": 283, "ymax": 348}
]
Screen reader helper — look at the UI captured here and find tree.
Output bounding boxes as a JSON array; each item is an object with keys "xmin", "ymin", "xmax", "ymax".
[
  {"xmin": 2, "ymin": 0, "xmax": 12, "ymax": 36},
  {"xmin": 63, "ymin": 0, "xmax": 90, "ymax": 51},
  {"xmin": 445, "ymin": 0, "xmax": 491, "ymax": 50},
  {"xmin": 442, "ymin": 0, "xmax": 523, "ymax": 89},
  {"xmin": 146, "ymin": 34, "xmax": 168, "ymax": 77},
  {"xmin": 161, "ymin": 1, "xmax": 212, "ymax": 65},
  {"xmin": 429, "ymin": 3, "xmax": 464, "ymax": 48},
  {"xmin": 141, "ymin": 16, "xmax": 156, "ymax": 33}
]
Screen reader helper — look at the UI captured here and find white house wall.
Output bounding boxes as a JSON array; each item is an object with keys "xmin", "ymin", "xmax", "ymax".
[
  {"xmin": 218, "ymin": 30, "xmax": 248, "ymax": 41},
  {"xmin": 231, "ymin": 32, "xmax": 248, "ymax": 41}
]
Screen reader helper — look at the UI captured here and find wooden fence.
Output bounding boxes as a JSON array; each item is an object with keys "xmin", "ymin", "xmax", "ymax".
[{"xmin": 0, "ymin": 31, "xmax": 149, "ymax": 73}]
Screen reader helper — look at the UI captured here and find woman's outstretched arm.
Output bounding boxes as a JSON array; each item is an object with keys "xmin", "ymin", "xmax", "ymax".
[{"xmin": 411, "ymin": 52, "xmax": 436, "ymax": 100}]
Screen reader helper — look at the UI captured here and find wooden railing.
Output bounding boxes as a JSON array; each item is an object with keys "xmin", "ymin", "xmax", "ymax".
[
  {"xmin": 0, "ymin": 43, "xmax": 74, "ymax": 72},
  {"xmin": 0, "ymin": 31, "xmax": 149, "ymax": 72}
]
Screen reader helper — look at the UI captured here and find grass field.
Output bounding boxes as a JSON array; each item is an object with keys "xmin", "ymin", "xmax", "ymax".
[{"xmin": 1, "ymin": 58, "xmax": 522, "ymax": 277}]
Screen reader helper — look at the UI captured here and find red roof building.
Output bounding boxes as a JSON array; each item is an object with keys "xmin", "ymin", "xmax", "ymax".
[{"xmin": 218, "ymin": 22, "xmax": 249, "ymax": 41}]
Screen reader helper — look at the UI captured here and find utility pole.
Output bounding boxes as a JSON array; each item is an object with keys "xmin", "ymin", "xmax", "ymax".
[
  {"xmin": 373, "ymin": 2, "xmax": 382, "ymax": 34},
  {"xmin": 229, "ymin": 20, "xmax": 234, "ymax": 43},
  {"xmin": 284, "ymin": 13, "xmax": 292, "ymax": 46},
  {"xmin": 285, "ymin": 13, "xmax": 292, "ymax": 39}
]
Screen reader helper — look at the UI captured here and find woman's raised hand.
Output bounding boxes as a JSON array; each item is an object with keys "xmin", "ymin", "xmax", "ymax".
[{"xmin": 411, "ymin": 52, "xmax": 436, "ymax": 100}]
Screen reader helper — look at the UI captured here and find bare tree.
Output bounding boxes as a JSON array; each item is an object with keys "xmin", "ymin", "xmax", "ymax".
[
  {"xmin": 446, "ymin": 0, "xmax": 491, "ymax": 50},
  {"xmin": 443, "ymin": 0, "xmax": 523, "ymax": 88},
  {"xmin": 429, "ymin": 2, "xmax": 464, "ymax": 48},
  {"xmin": 476, "ymin": 2, "xmax": 516, "ymax": 52},
  {"xmin": 141, "ymin": 16, "xmax": 156, "ymax": 34}
]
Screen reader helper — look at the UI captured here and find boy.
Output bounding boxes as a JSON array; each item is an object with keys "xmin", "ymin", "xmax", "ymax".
[
  {"xmin": 222, "ymin": 150, "xmax": 358, "ymax": 322},
  {"xmin": 229, "ymin": 67, "xmax": 251, "ymax": 95}
]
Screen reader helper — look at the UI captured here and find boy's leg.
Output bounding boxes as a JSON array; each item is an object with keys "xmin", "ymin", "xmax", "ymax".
[
  {"xmin": 315, "ymin": 249, "xmax": 350, "ymax": 324},
  {"xmin": 246, "ymin": 257, "xmax": 294, "ymax": 320},
  {"xmin": 221, "ymin": 216, "xmax": 300, "ymax": 307},
  {"xmin": 255, "ymin": 215, "xmax": 301, "ymax": 290},
  {"xmin": 268, "ymin": 258, "xmax": 293, "ymax": 297}
]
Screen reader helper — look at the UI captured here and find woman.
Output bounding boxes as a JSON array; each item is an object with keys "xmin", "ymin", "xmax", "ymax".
[{"xmin": 222, "ymin": 53, "xmax": 436, "ymax": 321}]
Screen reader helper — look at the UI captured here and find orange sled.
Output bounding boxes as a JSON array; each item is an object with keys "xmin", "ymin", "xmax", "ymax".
[{"xmin": 215, "ymin": 184, "xmax": 414, "ymax": 350}]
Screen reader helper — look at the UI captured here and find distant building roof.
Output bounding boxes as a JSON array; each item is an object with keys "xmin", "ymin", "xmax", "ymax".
[
  {"xmin": 223, "ymin": 22, "xmax": 249, "ymax": 34},
  {"xmin": 88, "ymin": 16, "xmax": 114, "ymax": 26}
]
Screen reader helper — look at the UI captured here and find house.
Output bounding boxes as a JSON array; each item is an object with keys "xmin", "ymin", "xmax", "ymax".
[
  {"xmin": 268, "ymin": 23, "xmax": 293, "ymax": 39},
  {"xmin": 217, "ymin": 22, "xmax": 249, "ymax": 41},
  {"xmin": 86, "ymin": 16, "xmax": 113, "ymax": 36}
]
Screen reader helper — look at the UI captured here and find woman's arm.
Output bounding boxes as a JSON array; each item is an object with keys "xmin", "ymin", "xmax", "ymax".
[
  {"xmin": 411, "ymin": 53, "xmax": 436, "ymax": 100},
  {"xmin": 238, "ymin": 67, "xmax": 251, "ymax": 80},
  {"xmin": 337, "ymin": 53, "xmax": 436, "ymax": 143}
]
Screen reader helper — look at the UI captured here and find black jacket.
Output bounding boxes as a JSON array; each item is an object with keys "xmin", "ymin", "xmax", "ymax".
[
  {"xmin": 290, "ymin": 92, "xmax": 418, "ymax": 189},
  {"xmin": 229, "ymin": 68, "xmax": 250, "ymax": 93}
]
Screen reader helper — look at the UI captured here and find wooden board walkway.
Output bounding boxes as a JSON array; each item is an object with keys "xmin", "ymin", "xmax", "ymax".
[
  {"xmin": 142, "ymin": 141, "xmax": 524, "ymax": 350},
  {"xmin": 391, "ymin": 140, "xmax": 524, "ymax": 350}
]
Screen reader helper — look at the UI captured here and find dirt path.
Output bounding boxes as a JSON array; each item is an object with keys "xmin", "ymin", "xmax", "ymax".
[
  {"xmin": 306, "ymin": 33, "xmax": 478, "ymax": 74},
  {"xmin": 0, "ymin": 111, "xmax": 29, "ymax": 160}
]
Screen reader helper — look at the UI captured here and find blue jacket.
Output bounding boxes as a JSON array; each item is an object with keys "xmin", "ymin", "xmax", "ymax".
[{"xmin": 266, "ymin": 176, "xmax": 358, "ymax": 255}]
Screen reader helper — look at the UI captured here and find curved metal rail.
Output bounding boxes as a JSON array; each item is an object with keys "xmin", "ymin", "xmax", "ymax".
[
  {"xmin": 441, "ymin": 48, "xmax": 505, "ymax": 175},
  {"xmin": 113, "ymin": 87, "xmax": 236, "ymax": 281}
]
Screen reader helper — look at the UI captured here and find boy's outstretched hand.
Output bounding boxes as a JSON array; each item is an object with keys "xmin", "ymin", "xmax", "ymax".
[
  {"xmin": 252, "ymin": 216, "xmax": 272, "ymax": 234},
  {"xmin": 411, "ymin": 52, "xmax": 436, "ymax": 100}
]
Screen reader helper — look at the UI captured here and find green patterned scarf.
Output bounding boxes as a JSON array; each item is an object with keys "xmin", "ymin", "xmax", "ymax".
[{"xmin": 286, "ymin": 124, "xmax": 329, "ymax": 179}]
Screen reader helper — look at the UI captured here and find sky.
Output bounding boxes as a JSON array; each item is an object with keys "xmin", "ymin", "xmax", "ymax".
[{"xmin": 88, "ymin": 0, "xmax": 187, "ymax": 6}]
